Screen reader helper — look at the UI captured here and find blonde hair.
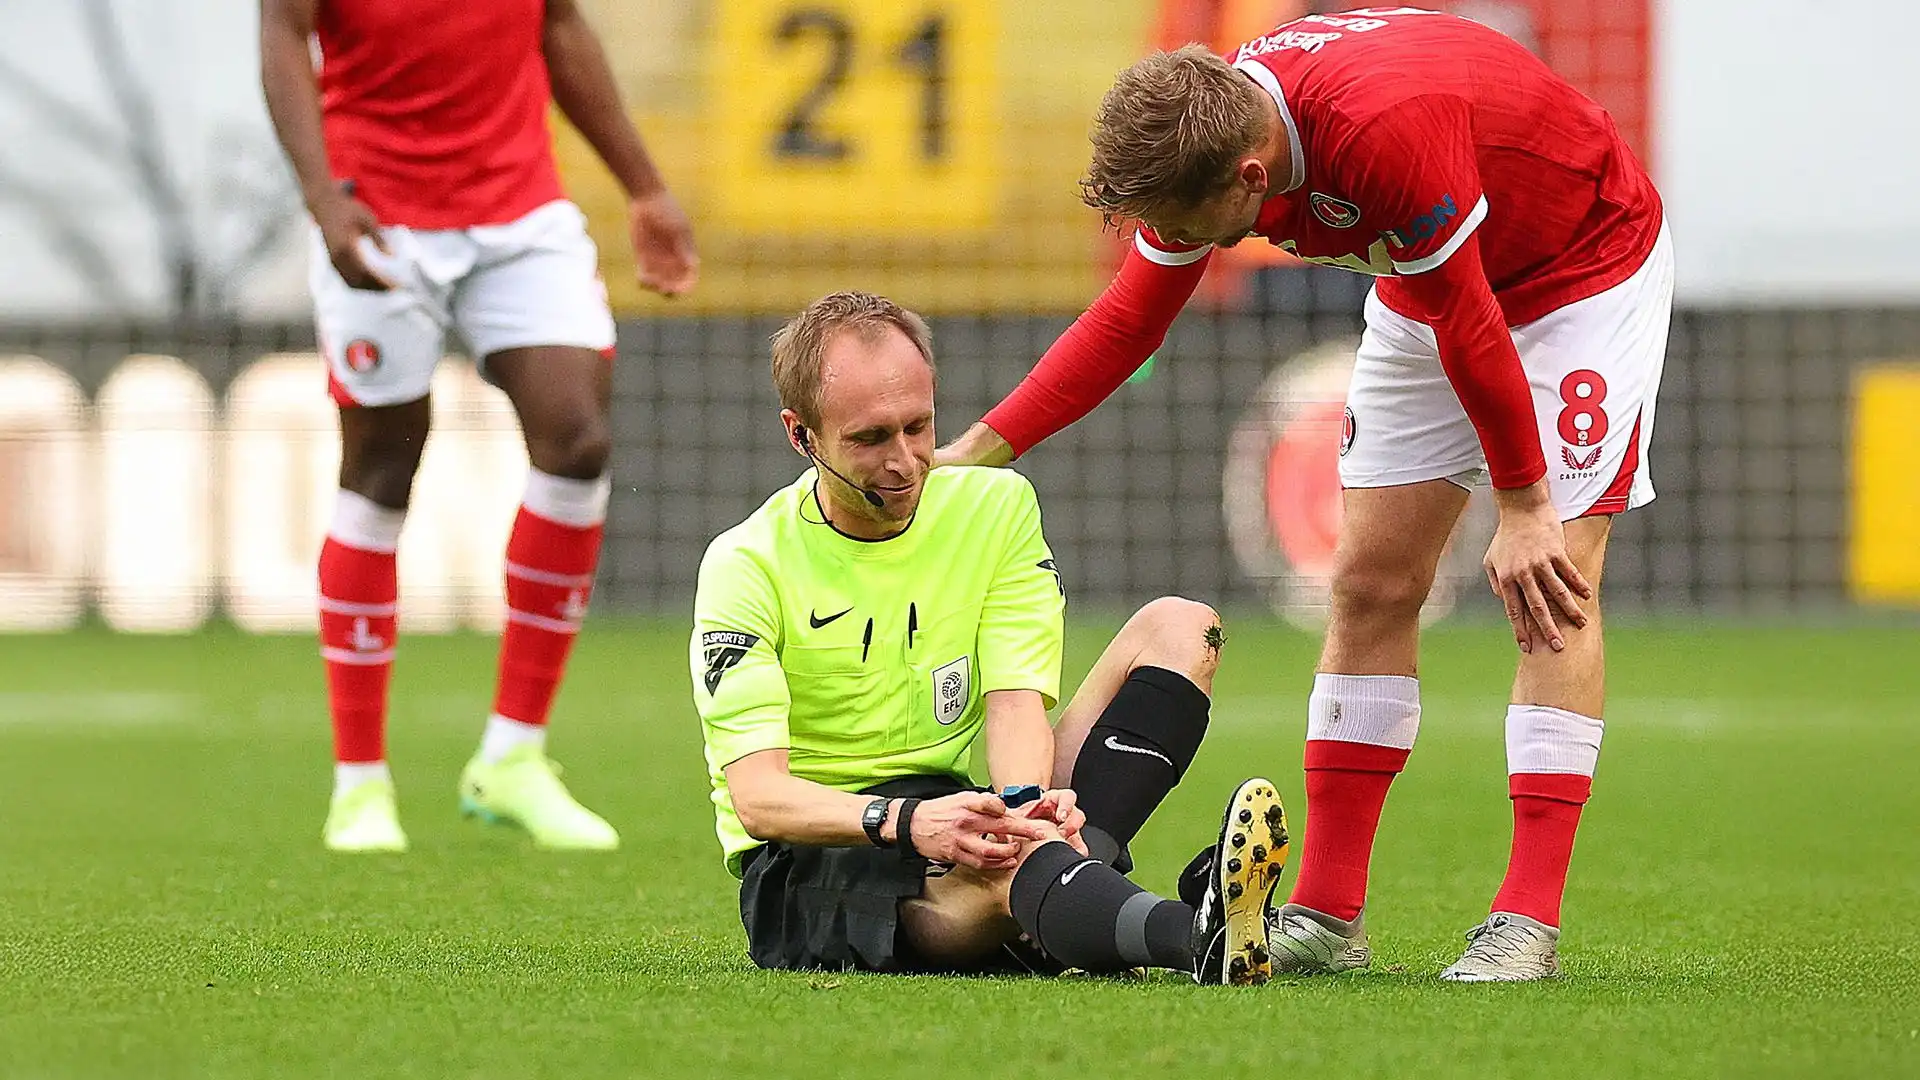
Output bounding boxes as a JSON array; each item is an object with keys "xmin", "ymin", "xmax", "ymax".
[
  {"xmin": 770, "ymin": 291, "xmax": 936, "ymax": 428},
  {"xmin": 1080, "ymin": 44, "xmax": 1268, "ymax": 226}
]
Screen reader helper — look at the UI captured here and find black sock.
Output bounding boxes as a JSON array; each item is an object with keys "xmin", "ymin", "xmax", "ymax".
[
  {"xmin": 1009, "ymin": 841, "xmax": 1194, "ymax": 973},
  {"xmin": 1071, "ymin": 666, "xmax": 1211, "ymax": 852}
]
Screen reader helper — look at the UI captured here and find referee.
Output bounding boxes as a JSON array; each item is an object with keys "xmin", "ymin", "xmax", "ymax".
[{"xmin": 688, "ymin": 291, "xmax": 1289, "ymax": 984}]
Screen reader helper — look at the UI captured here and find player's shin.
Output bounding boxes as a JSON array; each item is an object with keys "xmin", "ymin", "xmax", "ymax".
[
  {"xmin": 1495, "ymin": 564, "xmax": 1606, "ymax": 928},
  {"xmin": 487, "ymin": 468, "xmax": 610, "ymax": 755},
  {"xmin": 1287, "ymin": 674, "xmax": 1419, "ymax": 921},
  {"xmin": 319, "ymin": 490, "xmax": 403, "ymax": 785},
  {"xmin": 1069, "ymin": 666, "xmax": 1209, "ymax": 866},
  {"xmin": 1490, "ymin": 704, "xmax": 1602, "ymax": 927}
]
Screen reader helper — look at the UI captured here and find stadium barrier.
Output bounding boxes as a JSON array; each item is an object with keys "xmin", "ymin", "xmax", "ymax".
[{"xmin": 1, "ymin": 300, "xmax": 1915, "ymax": 630}]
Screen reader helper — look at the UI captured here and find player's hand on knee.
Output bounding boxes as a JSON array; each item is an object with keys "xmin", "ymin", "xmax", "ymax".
[
  {"xmin": 315, "ymin": 188, "xmax": 396, "ymax": 292},
  {"xmin": 913, "ymin": 792, "xmax": 1052, "ymax": 871},
  {"xmin": 1487, "ymin": 488, "xmax": 1593, "ymax": 654}
]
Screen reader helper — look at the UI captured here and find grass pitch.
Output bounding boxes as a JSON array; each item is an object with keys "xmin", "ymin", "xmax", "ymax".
[{"xmin": 2, "ymin": 619, "xmax": 1917, "ymax": 1078}]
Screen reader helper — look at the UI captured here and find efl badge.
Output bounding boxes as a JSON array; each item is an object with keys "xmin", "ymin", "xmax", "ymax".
[
  {"xmin": 931, "ymin": 655, "xmax": 970, "ymax": 725},
  {"xmin": 1340, "ymin": 406, "xmax": 1356, "ymax": 457},
  {"xmin": 343, "ymin": 339, "xmax": 382, "ymax": 373},
  {"xmin": 1310, "ymin": 192, "xmax": 1362, "ymax": 229}
]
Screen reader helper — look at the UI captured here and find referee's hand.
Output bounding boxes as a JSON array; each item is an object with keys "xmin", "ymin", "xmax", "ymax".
[
  {"xmin": 1014, "ymin": 789, "xmax": 1088, "ymax": 856},
  {"xmin": 911, "ymin": 792, "xmax": 1052, "ymax": 871}
]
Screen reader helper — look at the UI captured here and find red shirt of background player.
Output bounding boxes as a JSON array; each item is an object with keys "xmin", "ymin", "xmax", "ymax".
[
  {"xmin": 981, "ymin": 11, "xmax": 1663, "ymax": 492},
  {"xmin": 315, "ymin": 0, "xmax": 562, "ymax": 229}
]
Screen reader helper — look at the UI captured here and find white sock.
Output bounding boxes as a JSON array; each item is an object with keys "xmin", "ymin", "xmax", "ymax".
[
  {"xmin": 522, "ymin": 468, "xmax": 612, "ymax": 527},
  {"xmin": 334, "ymin": 761, "xmax": 391, "ymax": 797},
  {"xmin": 480, "ymin": 713, "xmax": 547, "ymax": 763},
  {"xmin": 1307, "ymin": 673, "xmax": 1421, "ymax": 749},
  {"xmin": 1505, "ymin": 704, "xmax": 1605, "ymax": 776}
]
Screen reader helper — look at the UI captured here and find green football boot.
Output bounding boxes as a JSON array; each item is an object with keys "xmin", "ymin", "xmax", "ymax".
[
  {"xmin": 323, "ymin": 778, "xmax": 409, "ymax": 853},
  {"xmin": 458, "ymin": 745, "xmax": 619, "ymax": 851}
]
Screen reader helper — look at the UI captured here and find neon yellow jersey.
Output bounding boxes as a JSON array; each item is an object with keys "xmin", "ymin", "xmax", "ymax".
[{"xmin": 689, "ymin": 466, "xmax": 1065, "ymax": 876}]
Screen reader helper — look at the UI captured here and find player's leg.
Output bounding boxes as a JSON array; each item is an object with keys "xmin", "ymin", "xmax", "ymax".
[
  {"xmin": 1444, "ymin": 224, "xmax": 1673, "ymax": 982},
  {"xmin": 1272, "ymin": 291, "xmax": 1479, "ymax": 970},
  {"xmin": 1048, "ymin": 596, "xmax": 1224, "ymax": 869},
  {"xmin": 1440, "ymin": 514, "xmax": 1610, "ymax": 982},
  {"xmin": 312, "ymin": 226, "xmax": 447, "ymax": 854},
  {"xmin": 453, "ymin": 201, "xmax": 620, "ymax": 849}
]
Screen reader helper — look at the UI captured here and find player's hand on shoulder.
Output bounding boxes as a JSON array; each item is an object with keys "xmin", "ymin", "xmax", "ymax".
[
  {"xmin": 1485, "ymin": 483, "xmax": 1593, "ymax": 655},
  {"xmin": 933, "ymin": 422, "xmax": 1014, "ymax": 470},
  {"xmin": 910, "ymin": 791, "xmax": 1052, "ymax": 871},
  {"xmin": 313, "ymin": 185, "xmax": 395, "ymax": 292},
  {"xmin": 627, "ymin": 189, "xmax": 699, "ymax": 298}
]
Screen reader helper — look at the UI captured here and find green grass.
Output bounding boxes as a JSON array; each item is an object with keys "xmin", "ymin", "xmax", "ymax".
[{"xmin": 2, "ymin": 619, "xmax": 1918, "ymax": 1078}]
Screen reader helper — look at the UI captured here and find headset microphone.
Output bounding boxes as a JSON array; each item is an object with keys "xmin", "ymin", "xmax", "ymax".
[{"xmin": 795, "ymin": 426, "xmax": 885, "ymax": 509}]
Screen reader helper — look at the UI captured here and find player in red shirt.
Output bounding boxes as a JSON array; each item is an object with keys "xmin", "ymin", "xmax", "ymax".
[
  {"xmin": 262, "ymin": 0, "xmax": 699, "ymax": 853},
  {"xmin": 938, "ymin": 9, "xmax": 1672, "ymax": 980}
]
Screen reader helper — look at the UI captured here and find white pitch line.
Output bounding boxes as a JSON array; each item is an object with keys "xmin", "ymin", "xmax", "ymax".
[{"xmin": 0, "ymin": 691, "xmax": 196, "ymax": 727}]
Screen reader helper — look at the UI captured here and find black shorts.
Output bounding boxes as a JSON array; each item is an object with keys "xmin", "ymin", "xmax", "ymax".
[{"xmin": 737, "ymin": 775, "xmax": 1060, "ymax": 975}]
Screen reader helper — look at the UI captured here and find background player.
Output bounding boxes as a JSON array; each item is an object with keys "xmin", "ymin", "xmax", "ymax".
[
  {"xmin": 937, "ymin": 9, "xmax": 1672, "ymax": 980},
  {"xmin": 261, "ymin": 0, "xmax": 700, "ymax": 852},
  {"xmin": 690, "ymin": 291, "xmax": 1288, "ymax": 982}
]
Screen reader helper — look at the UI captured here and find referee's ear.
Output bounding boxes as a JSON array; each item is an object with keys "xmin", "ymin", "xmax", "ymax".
[{"xmin": 780, "ymin": 408, "xmax": 809, "ymax": 457}]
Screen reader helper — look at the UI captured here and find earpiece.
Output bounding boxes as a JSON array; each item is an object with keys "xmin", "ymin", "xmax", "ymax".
[{"xmin": 793, "ymin": 423, "xmax": 884, "ymax": 509}]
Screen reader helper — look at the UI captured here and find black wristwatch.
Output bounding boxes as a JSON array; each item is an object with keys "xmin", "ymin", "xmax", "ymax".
[{"xmin": 861, "ymin": 797, "xmax": 894, "ymax": 848}]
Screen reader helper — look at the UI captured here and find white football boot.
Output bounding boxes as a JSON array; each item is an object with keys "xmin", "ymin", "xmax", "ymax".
[
  {"xmin": 1267, "ymin": 903, "xmax": 1372, "ymax": 975},
  {"xmin": 1440, "ymin": 912, "xmax": 1561, "ymax": 982}
]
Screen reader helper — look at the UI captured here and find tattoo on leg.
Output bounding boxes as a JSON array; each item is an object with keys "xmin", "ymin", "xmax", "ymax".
[{"xmin": 1203, "ymin": 623, "xmax": 1226, "ymax": 659}]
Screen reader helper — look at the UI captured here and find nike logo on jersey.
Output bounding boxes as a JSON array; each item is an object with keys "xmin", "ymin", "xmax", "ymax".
[
  {"xmin": 1103, "ymin": 735, "xmax": 1173, "ymax": 767},
  {"xmin": 1060, "ymin": 859, "xmax": 1102, "ymax": 886},
  {"xmin": 809, "ymin": 607, "xmax": 852, "ymax": 629}
]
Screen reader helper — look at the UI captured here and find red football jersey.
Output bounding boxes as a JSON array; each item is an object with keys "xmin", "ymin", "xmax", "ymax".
[
  {"xmin": 1190, "ymin": 6, "xmax": 1662, "ymax": 327},
  {"xmin": 316, "ymin": 0, "xmax": 564, "ymax": 230},
  {"xmin": 984, "ymin": 8, "xmax": 1664, "ymax": 488}
]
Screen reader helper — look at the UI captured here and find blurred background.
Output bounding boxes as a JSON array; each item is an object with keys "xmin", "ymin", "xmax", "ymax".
[{"xmin": 3, "ymin": 0, "xmax": 1919, "ymax": 633}]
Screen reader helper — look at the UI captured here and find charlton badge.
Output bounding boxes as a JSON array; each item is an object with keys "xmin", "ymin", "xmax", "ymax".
[
  {"xmin": 1310, "ymin": 192, "xmax": 1362, "ymax": 229},
  {"xmin": 1340, "ymin": 406, "xmax": 1356, "ymax": 457},
  {"xmin": 343, "ymin": 339, "xmax": 381, "ymax": 373}
]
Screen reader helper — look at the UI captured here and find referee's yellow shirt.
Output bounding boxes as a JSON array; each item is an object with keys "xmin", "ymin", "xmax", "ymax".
[{"xmin": 689, "ymin": 466, "xmax": 1065, "ymax": 876}]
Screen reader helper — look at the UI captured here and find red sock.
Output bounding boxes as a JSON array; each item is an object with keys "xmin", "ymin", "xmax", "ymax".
[
  {"xmin": 493, "ymin": 471, "xmax": 608, "ymax": 727},
  {"xmin": 1490, "ymin": 773, "xmax": 1592, "ymax": 927},
  {"xmin": 318, "ymin": 492, "xmax": 402, "ymax": 764},
  {"xmin": 1287, "ymin": 740, "xmax": 1410, "ymax": 921}
]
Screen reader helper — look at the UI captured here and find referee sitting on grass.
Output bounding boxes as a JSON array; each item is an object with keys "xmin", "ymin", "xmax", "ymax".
[{"xmin": 688, "ymin": 291, "xmax": 1289, "ymax": 984}]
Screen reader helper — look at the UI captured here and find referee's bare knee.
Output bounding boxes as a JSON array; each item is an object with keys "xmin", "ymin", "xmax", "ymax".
[{"xmin": 1128, "ymin": 596, "xmax": 1224, "ymax": 689}]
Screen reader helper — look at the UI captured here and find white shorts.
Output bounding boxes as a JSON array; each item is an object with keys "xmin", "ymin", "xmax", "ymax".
[
  {"xmin": 310, "ymin": 199, "xmax": 616, "ymax": 408},
  {"xmin": 1340, "ymin": 223, "xmax": 1674, "ymax": 520}
]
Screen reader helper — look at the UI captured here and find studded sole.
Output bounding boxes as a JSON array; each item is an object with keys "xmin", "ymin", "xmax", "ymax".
[{"xmin": 1215, "ymin": 778, "xmax": 1291, "ymax": 986}]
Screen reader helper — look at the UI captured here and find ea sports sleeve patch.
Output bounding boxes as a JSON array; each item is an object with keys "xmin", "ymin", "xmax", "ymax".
[
  {"xmin": 701, "ymin": 630, "xmax": 760, "ymax": 695},
  {"xmin": 690, "ymin": 537, "xmax": 791, "ymax": 766}
]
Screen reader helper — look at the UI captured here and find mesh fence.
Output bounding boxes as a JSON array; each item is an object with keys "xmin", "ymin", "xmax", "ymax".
[{"xmin": 5, "ymin": 289, "xmax": 1915, "ymax": 623}]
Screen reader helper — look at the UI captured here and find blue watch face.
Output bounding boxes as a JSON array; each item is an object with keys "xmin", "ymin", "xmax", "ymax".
[{"xmin": 1001, "ymin": 785, "xmax": 1042, "ymax": 808}]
